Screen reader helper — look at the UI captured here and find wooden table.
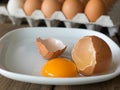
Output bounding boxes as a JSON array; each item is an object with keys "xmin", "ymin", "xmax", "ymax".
[{"xmin": 0, "ymin": 23, "xmax": 120, "ymax": 90}]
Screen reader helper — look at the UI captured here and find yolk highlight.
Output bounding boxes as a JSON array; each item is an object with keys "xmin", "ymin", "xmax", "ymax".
[{"xmin": 42, "ymin": 58, "xmax": 77, "ymax": 77}]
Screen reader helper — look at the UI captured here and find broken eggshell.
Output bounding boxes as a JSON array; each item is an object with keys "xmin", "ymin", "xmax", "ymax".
[{"xmin": 36, "ymin": 37, "xmax": 67, "ymax": 59}]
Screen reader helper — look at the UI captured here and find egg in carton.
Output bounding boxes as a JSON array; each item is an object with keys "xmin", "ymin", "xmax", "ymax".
[
  {"xmin": 6, "ymin": 0, "xmax": 26, "ymax": 25},
  {"xmin": 0, "ymin": 2, "xmax": 26, "ymax": 25}
]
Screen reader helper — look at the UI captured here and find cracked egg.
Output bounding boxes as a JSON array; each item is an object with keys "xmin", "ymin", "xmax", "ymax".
[
  {"xmin": 72, "ymin": 36, "xmax": 112, "ymax": 76},
  {"xmin": 36, "ymin": 37, "xmax": 67, "ymax": 59}
]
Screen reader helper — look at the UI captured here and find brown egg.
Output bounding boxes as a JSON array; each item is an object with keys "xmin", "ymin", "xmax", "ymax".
[
  {"xmin": 62, "ymin": 0, "xmax": 84, "ymax": 19},
  {"xmin": 41, "ymin": 0, "xmax": 62, "ymax": 18},
  {"xmin": 24, "ymin": 0, "xmax": 43, "ymax": 16},
  {"xmin": 85, "ymin": 0, "xmax": 106, "ymax": 22},
  {"xmin": 72, "ymin": 36, "xmax": 112, "ymax": 76}
]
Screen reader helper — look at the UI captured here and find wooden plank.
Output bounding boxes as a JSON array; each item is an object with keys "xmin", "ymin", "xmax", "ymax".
[
  {"xmin": 0, "ymin": 76, "xmax": 52, "ymax": 90},
  {"xmin": 54, "ymin": 76, "xmax": 120, "ymax": 90}
]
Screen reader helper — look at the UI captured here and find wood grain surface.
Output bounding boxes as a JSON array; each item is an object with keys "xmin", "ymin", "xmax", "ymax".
[{"xmin": 0, "ymin": 23, "xmax": 120, "ymax": 90}]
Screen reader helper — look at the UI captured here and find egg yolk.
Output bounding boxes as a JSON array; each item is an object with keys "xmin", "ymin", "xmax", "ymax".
[{"xmin": 42, "ymin": 58, "xmax": 77, "ymax": 77}]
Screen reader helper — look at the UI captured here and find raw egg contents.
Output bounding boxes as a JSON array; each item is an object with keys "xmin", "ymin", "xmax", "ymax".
[
  {"xmin": 72, "ymin": 36, "xmax": 112, "ymax": 76},
  {"xmin": 42, "ymin": 58, "xmax": 78, "ymax": 77}
]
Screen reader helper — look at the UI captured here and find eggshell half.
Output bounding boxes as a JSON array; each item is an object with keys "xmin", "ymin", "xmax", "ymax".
[
  {"xmin": 36, "ymin": 37, "xmax": 67, "ymax": 59},
  {"xmin": 72, "ymin": 36, "xmax": 112, "ymax": 76}
]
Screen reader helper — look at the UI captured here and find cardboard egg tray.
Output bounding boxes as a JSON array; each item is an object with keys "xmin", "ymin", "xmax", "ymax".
[{"xmin": 0, "ymin": 0, "xmax": 120, "ymax": 37}]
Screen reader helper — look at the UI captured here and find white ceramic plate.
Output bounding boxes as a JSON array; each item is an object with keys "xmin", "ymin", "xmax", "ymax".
[{"xmin": 0, "ymin": 27, "xmax": 120, "ymax": 85}]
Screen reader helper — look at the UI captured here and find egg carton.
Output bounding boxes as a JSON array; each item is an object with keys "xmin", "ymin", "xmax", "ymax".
[{"xmin": 0, "ymin": 0, "xmax": 120, "ymax": 37}]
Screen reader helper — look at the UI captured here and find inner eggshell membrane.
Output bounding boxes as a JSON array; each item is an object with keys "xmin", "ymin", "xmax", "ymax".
[
  {"xmin": 72, "ymin": 36, "xmax": 112, "ymax": 76},
  {"xmin": 36, "ymin": 37, "xmax": 67, "ymax": 59},
  {"xmin": 40, "ymin": 38, "xmax": 66, "ymax": 52}
]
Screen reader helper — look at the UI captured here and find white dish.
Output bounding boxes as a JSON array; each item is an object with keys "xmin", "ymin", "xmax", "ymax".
[{"xmin": 0, "ymin": 27, "xmax": 120, "ymax": 85}]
